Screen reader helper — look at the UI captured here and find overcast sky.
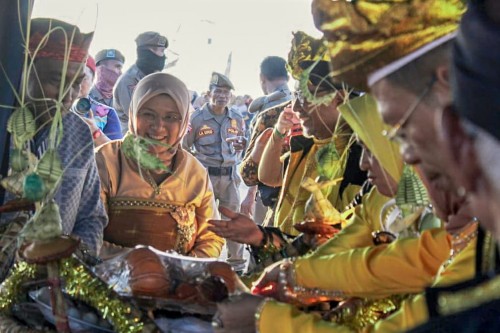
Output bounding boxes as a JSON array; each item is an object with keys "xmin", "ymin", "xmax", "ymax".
[{"xmin": 32, "ymin": 0, "xmax": 321, "ymax": 98}]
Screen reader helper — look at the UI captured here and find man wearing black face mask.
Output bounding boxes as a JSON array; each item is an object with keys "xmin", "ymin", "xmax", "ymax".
[{"xmin": 113, "ymin": 31, "xmax": 168, "ymax": 134}]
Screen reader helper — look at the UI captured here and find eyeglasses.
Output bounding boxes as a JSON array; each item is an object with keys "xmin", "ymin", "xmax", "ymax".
[
  {"xmin": 138, "ymin": 111, "xmax": 182, "ymax": 124},
  {"xmin": 382, "ymin": 77, "xmax": 437, "ymax": 143}
]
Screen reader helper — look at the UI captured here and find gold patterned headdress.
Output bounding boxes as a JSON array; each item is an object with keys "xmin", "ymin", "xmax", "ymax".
[
  {"xmin": 287, "ymin": 31, "xmax": 357, "ymax": 106},
  {"xmin": 311, "ymin": 0, "xmax": 466, "ymax": 91},
  {"xmin": 338, "ymin": 94, "xmax": 403, "ymax": 182},
  {"xmin": 287, "ymin": 31, "xmax": 330, "ymax": 83}
]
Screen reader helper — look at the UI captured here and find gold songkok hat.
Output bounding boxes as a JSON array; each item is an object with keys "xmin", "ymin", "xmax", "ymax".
[
  {"xmin": 312, "ymin": 0, "xmax": 466, "ymax": 90},
  {"xmin": 339, "ymin": 94, "xmax": 403, "ymax": 182}
]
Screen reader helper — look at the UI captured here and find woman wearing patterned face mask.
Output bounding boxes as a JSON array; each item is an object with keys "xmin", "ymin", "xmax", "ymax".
[{"xmin": 95, "ymin": 72, "xmax": 224, "ymax": 258}]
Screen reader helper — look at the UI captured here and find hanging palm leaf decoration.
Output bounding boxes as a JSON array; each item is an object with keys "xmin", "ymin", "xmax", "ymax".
[
  {"xmin": 297, "ymin": 56, "xmax": 338, "ymax": 108},
  {"xmin": 35, "ymin": 149, "xmax": 63, "ymax": 193},
  {"xmin": 316, "ymin": 142, "xmax": 340, "ymax": 180},
  {"xmin": 6, "ymin": 106, "xmax": 36, "ymax": 149},
  {"xmin": 395, "ymin": 165, "xmax": 430, "ymax": 218},
  {"xmin": 22, "ymin": 173, "xmax": 46, "ymax": 202},
  {"xmin": 10, "ymin": 149, "xmax": 37, "ymax": 173},
  {"xmin": 0, "ymin": 169, "xmax": 31, "ymax": 197},
  {"xmin": 21, "ymin": 199, "xmax": 62, "ymax": 241}
]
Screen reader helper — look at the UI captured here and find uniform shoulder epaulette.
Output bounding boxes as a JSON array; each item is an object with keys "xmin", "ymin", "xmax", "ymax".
[
  {"xmin": 438, "ymin": 274, "xmax": 500, "ymax": 316},
  {"xmin": 190, "ymin": 108, "xmax": 204, "ymax": 119},
  {"xmin": 228, "ymin": 108, "xmax": 245, "ymax": 120}
]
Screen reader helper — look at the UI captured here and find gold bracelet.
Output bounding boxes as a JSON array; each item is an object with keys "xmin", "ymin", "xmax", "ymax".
[
  {"xmin": 279, "ymin": 258, "xmax": 345, "ymax": 302},
  {"xmin": 278, "ymin": 258, "xmax": 296, "ymax": 299},
  {"xmin": 273, "ymin": 127, "xmax": 286, "ymax": 139}
]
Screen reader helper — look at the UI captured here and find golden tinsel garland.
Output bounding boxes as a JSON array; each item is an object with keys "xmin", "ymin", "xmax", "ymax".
[
  {"xmin": 0, "ymin": 261, "xmax": 38, "ymax": 312},
  {"xmin": 0, "ymin": 258, "xmax": 144, "ymax": 333},
  {"xmin": 59, "ymin": 257, "xmax": 144, "ymax": 333}
]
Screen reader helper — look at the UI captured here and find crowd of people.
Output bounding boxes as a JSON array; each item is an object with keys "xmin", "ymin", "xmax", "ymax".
[{"xmin": 1, "ymin": 0, "xmax": 499, "ymax": 332}]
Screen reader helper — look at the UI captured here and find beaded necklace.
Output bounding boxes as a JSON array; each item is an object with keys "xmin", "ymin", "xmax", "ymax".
[{"xmin": 144, "ymin": 170, "xmax": 164, "ymax": 196}]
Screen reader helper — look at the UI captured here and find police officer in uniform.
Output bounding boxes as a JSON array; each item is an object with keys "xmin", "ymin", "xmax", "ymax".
[
  {"xmin": 184, "ymin": 72, "xmax": 247, "ymax": 271},
  {"xmin": 113, "ymin": 31, "xmax": 168, "ymax": 134}
]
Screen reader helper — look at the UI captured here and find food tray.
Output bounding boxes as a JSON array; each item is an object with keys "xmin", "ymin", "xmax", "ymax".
[{"xmin": 29, "ymin": 288, "xmax": 113, "ymax": 333}]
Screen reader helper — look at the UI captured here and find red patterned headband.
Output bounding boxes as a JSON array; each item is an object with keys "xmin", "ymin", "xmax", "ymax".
[{"xmin": 29, "ymin": 31, "xmax": 89, "ymax": 63}]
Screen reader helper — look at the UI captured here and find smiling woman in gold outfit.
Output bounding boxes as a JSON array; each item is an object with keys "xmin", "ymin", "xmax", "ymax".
[{"xmin": 95, "ymin": 73, "xmax": 223, "ymax": 257}]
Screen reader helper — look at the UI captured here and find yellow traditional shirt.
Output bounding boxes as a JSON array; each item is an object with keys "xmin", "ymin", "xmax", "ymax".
[
  {"xmin": 95, "ymin": 141, "xmax": 224, "ymax": 258},
  {"xmin": 313, "ymin": 187, "xmax": 389, "ymax": 256},
  {"xmin": 367, "ymin": 237, "xmax": 476, "ymax": 332},
  {"xmin": 295, "ymin": 228, "xmax": 450, "ymax": 298},
  {"xmin": 257, "ymin": 232, "xmax": 474, "ymax": 333},
  {"xmin": 273, "ymin": 136, "xmax": 360, "ymax": 236}
]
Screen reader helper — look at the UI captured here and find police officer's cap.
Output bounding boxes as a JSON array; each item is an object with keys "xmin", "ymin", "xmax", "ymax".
[
  {"xmin": 135, "ymin": 31, "xmax": 169, "ymax": 49},
  {"xmin": 210, "ymin": 72, "xmax": 234, "ymax": 90},
  {"xmin": 95, "ymin": 49, "xmax": 125, "ymax": 65}
]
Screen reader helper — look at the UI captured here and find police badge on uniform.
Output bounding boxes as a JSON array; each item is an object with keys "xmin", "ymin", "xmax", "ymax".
[
  {"xmin": 211, "ymin": 74, "xmax": 219, "ymax": 86},
  {"xmin": 198, "ymin": 125, "xmax": 214, "ymax": 137},
  {"xmin": 227, "ymin": 119, "xmax": 239, "ymax": 135},
  {"xmin": 106, "ymin": 49, "xmax": 116, "ymax": 58}
]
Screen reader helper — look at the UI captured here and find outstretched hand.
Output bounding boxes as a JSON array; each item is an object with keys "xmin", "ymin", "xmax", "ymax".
[
  {"xmin": 208, "ymin": 206, "xmax": 263, "ymax": 246},
  {"xmin": 226, "ymin": 135, "xmax": 247, "ymax": 152},
  {"xmin": 251, "ymin": 260, "xmax": 283, "ymax": 299}
]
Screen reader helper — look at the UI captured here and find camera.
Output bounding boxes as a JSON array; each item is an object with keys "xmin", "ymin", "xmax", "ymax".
[{"xmin": 70, "ymin": 97, "xmax": 91, "ymax": 116}]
